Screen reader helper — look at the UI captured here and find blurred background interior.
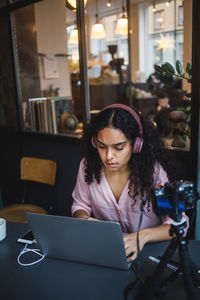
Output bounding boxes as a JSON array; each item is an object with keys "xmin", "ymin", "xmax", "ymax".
[{"xmin": 0, "ymin": 0, "xmax": 192, "ymax": 151}]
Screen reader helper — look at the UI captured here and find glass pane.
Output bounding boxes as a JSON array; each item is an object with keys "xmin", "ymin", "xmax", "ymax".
[
  {"xmin": 136, "ymin": 0, "xmax": 192, "ymax": 152},
  {"xmin": 14, "ymin": 4, "xmax": 41, "ymax": 129},
  {"xmin": 9, "ymin": 0, "xmax": 193, "ymax": 150},
  {"xmin": 0, "ymin": 15, "xmax": 19, "ymax": 127},
  {"xmin": 85, "ymin": 0, "xmax": 129, "ymax": 117},
  {"xmin": 13, "ymin": 0, "xmax": 78, "ymax": 134}
]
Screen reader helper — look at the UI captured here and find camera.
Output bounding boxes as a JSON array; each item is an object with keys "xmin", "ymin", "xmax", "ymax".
[{"xmin": 154, "ymin": 180, "xmax": 198, "ymax": 222}]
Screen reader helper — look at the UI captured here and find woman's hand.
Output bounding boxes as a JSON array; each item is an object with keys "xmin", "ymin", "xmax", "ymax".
[
  {"xmin": 123, "ymin": 231, "xmax": 147, "ymax": 261},
  {"xmin": 123, "ymin": 224, "xmax": 172, "ymax": 261},
  {"xmin": 87, "ymin": 217, "xmax": 99, "ymax": 221},
  {"xmin": 73, "ymin": 210, "xmax": 99, "ymax": 221}
]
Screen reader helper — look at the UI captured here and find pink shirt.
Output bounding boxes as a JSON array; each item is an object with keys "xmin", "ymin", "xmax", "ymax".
[{"xmin": 72, "ymin": 159, "xmax": 187, "ymax": 233}]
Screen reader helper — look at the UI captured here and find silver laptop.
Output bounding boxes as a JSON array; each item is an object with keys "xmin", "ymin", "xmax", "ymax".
[{"xmin": 25, "ymin": 212, "xmax": 133, "ymax": 270}]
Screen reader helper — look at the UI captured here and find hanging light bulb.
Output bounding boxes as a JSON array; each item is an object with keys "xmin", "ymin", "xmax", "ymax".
[
  {"xmin": 91, "ymin": 0, "xmax": 106, "ymax": 39},
  {"xmin": 107, "ymin": 0, "xmax": 111, "ymax": 7},
  {"xmin": 115, "ymin": 0, "xmax": 128, "ymax": 35},
  {"xmin": 152, "ymin": 2, "xmax": 156, "ymax": 12},
  {"xmin": 69, "ymin": 26, "xmax": 78, "ymax": 44},
  {"xmin": 165, "ymin": 0, "xmax": 171, "ymax": 6},
  {"xmin": 66, "ymin": 0, "xmax": 87, "ymax": 11}
]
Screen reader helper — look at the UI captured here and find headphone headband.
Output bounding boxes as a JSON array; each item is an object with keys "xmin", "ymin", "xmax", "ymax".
[
  {"xmin": 91, "ymin": 104, "xmax": 144, "ymax": 154},
  {"xmin": 102, "ymin": 104, "xmax": 143, "ymax": 137}
]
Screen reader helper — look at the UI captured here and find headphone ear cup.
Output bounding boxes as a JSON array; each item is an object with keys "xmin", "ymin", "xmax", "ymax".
[
  {"xmin": 91, "ymin": 136, "xmax": 97, "ymax": 148},
  {"xmin": 132, "ymin": 137, "xmax": 143, "ymax": 153}
]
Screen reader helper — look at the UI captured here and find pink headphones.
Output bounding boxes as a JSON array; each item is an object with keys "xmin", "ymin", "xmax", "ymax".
[{"xmin": 91, "ymin": 104, "xmax": 143, "ymax": 153}]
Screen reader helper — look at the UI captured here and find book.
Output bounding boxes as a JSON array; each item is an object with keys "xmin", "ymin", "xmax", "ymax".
[
  {"xmin": 50, "ymin": 97, "xmax": 72, "ymax": 133},
  {"xmin": 28, "ymin": 97, "xmax": 73, "ymax": 134},
  {"xmin": 28, "ymin": 98, "xmax": 47, "ymax": 132}
]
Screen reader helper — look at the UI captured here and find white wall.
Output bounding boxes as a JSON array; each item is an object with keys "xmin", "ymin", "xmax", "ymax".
[{"xmin": 34, "ymin": 0, "xmax": 71, "ymax": 97}]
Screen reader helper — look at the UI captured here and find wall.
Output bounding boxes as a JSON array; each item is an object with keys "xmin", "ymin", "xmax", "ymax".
[
  {"xmin": 34, "ymin": 0, "xmax": 72, "ymax": 97},
  {"xmin": 130, "ymin": 3, "xmax": 139, "ymax": 83},
  {"xmin": 148, "ymin": 1, "xmax": 183, "ymax": 34}
]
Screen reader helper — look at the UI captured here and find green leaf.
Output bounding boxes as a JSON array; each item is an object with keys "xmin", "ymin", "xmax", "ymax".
[
  {"xmin": 154, "ymin": 65, "xmax": 163, "ymax": 73},
  {"xmin": 187, "ymin": 78, "xmax": 192, "ymax": 84},
  {"xmin": 176, "ymin": 60, "xmax": 183, "ymax": 75},
  {"xmin": 161, "ymin": 62, "xmax": 175, "ymax": 75},
  {"xmin": 185, "ymin": 106, "xmax": 191, "ymax": 111},
  {"xmin": 177, "ymin": 107, "xmax": 185, "ymax": 112},
  {"xmin": 185, "ymin": 93, "xmax": 192, "ymax": 98},
  {"xmin": 186, "ymin": 62, "xmax": 192, "ymax": 77}
]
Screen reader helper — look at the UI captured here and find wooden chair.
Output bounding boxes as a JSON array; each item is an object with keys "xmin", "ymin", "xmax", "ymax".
[{"xmin": 0, "ymin": 157, "xmax": 57, "ymax": 223}]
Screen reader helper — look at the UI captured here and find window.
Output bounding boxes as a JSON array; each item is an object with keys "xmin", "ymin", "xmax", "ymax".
[
  {"xmin": 178, "ymin": 5, "xmax": 184, "ymax": 26},
  {"xmin": 145, "ymin": 1, "xmax": 184, "ymax": 76},
  {"xmin": 153, "ymin": 10, "xmax": 165, "ymax": 30}
]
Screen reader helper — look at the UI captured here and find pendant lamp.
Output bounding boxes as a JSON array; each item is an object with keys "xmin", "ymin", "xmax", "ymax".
[
  {"xmin": 107, "ymin": 0, "xmax": 111, "ymax": 7},
  {"xmin": 69, "ymin": 26, "xmax": 78, "ymax": 44},
  {"xmin": 115, "ymin": 0, "xmax": 128, "ymax": 35},
  {"xmin": 66, "ymin": 0, "xmax": 87, "ymax": 11},
  {"xmin": 165, "ymin": 0, "xmax": 171, "ymax": 6},
  {"xmin": 91, "ymin": 0, "xmax": 106, "ymax": 39},
  {"xmin": 152, "ymin": 2, "xmax": 156, "ymax": 12}
]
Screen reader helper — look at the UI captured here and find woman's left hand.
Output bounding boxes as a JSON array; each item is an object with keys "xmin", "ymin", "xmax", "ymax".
[{"xmin": 123, "ymin": 232, "xmax": 147, "ymax": 261}]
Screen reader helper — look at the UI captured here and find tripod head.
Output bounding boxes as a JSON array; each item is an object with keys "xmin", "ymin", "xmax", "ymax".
[
  {"xmin": 154, "ymin": 180, "xmax": 199, "ymax": 223},
  {"xmin": 169, "ymin": 219, "xmax": 187, "ymax": 239}
]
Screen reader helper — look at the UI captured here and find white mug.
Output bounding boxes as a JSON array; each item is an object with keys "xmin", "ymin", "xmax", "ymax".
[{"xmin": 0, "ymin": 218, "xmax": 6, "ymax": 241}]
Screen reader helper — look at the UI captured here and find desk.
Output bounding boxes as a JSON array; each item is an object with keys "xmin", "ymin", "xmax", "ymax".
[{"xmin": 0, "ymin": 222, "xmax": 200, "ymax": 300}]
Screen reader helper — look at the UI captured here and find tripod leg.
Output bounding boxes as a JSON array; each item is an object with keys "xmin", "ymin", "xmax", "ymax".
[
  {"xmin": 179, "ymin": 240, "xmax": 197, "ymax": 299},
  {"xmin": 188, "ymin": 258, "xmax": 200, "ymax": 288},
  {"xmin": 157, "ymin": 268, "xmax": 181, "ymax": 297},
  {"xmin": 138, "ymin": 238, "xmax": 178, "ymax": 300}
]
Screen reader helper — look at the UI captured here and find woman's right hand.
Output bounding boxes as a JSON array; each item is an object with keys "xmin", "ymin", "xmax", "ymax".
[
  {"xmin": 73, "ymin": 209, "xmax": 98, "ymax": 221},
  {"xmin": 87, "ymin": 217, "xmax": 98, "ymax": 221}
]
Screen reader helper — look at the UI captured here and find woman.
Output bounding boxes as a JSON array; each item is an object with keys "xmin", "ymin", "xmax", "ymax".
[{"xmin": 71, "ymin": 104, "xmax": 187, "ymax": 261}]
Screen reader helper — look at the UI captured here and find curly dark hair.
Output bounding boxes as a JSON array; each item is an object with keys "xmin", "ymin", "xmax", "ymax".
[{"xmin": 81, "ymin": 106, "xmax": 176, "ymax": 206}]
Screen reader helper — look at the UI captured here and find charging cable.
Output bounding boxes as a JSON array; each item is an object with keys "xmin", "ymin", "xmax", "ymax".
[{"xmin": 17, "ymin": 243, "xmax": 45, "ymax": 266}]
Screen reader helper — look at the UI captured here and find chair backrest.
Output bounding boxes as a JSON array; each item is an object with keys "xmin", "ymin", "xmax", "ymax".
[{"xmin": 20, "ymin": 157, "xmax": 57, "ymax": 186}]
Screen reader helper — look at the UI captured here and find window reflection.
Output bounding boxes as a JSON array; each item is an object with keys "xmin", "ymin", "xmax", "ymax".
[{"xmin": 9, "ymin": 0, "xmax": 192, "ymax": 151}]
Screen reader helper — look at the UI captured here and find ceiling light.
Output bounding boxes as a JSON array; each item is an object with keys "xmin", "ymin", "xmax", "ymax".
[
  {"xmin": 69, "ymin": 26, "xmax": 78, "ymax": 44},
  {"xmin": 115, "ymin": 16, "xmax": 128, "ymax": 35},
  {"xmin": 91, "ymin": 0, "xmax": 106, "ymax": 39},
  {"xmin": 66, "ymin": 0, "xmax": 87, "ymax": 11},
  {"xmin": 107, "ymin": 0, "xmax": 111, "ymax": 7},
  {"xmin": 91, "ymin": 16, "xmax": 106, "ymax": 39},
  {"xmin": 115, "ymin": 0, "xmax": 128, "ymax": 35},
  {"xmin": 166, "ymin": 0, "xmax": 171, "ymax": 6}
]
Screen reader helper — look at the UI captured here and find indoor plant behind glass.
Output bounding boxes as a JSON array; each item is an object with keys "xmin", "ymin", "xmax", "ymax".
[{"xmin": 155, "ymin": 60, "xmax": 192, "ymax": 145}]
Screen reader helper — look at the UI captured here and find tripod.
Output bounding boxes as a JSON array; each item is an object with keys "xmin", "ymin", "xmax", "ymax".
[{"xmin": 138, "ymin": 220, "xmax": 200, "ymax": 300}]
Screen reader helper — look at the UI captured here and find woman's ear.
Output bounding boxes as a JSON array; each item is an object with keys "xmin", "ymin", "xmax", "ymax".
[{"xmin": 91, "ymin": 136, "xmax": 97, "ymax": 148}]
